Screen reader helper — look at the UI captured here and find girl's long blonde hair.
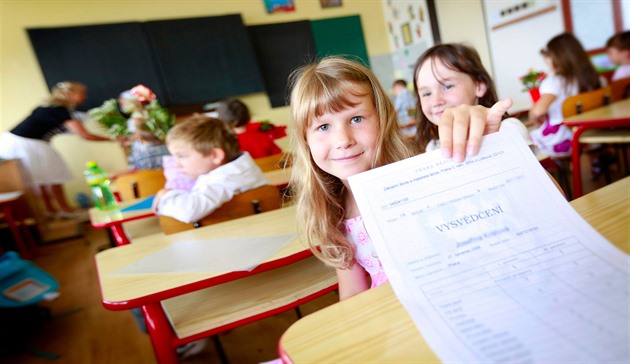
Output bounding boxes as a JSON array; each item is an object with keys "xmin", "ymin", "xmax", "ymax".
[{"xmin": 288, "ymin": 56, "xmax": 416, "ymax": 268}]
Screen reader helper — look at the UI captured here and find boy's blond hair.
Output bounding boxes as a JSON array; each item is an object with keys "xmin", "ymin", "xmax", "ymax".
[
  {"xmin": 166, "ymin": 114, "xmax": 241, "ymax": 161},
  {"xmin": 288, "ymin": 56, "xmax": 416, "ymax": 269}
]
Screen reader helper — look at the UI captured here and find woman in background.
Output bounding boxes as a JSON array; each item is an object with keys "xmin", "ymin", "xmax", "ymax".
[{"xmin": 0, "ymin": 81, "xmax": 111, "ymax": 218}]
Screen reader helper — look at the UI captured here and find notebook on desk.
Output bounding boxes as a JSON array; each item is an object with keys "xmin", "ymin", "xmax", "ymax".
[{"xmin": 120, "ymin": 195, "xmax": 155, "ymax": 212}]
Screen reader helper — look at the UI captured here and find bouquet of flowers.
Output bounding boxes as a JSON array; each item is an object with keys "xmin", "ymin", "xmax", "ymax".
[
  {"xmin": 519, "ymin": 69, "xmax": 547, "ymax": 91},
  {"xmin": 87, "ymin": 99, "xmax": 129, "ymax": 137},
  {"xmin": 142, "ymin": 99, "xmax": 176, "ymax": 141},
  {"xmin": 88, "ymin": 84, "xmax": 175, "ymax": 141}
]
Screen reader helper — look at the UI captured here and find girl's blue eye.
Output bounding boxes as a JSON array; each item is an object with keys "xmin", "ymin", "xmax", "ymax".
[
  {"xmin": 444, "ymin": 83, "xmax": 454, "ymax": 90},
  {"xmin": 316, "ymin": 124, "xmax": 330, "ymax": 132},
  {"xmin": 350, "ymin": 116, "xmax": 363, "ymax": 124}
]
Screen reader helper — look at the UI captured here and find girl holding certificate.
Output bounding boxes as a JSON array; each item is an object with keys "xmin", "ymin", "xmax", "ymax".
[
  {"xmin": 287, "ymin": 56, "xmax": 511, "ymax": 300},
  {"xmin": 412, "ymin": 43, "xmax": 534, "ymax": 153}
]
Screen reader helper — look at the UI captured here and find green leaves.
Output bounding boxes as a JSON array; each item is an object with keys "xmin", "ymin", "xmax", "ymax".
[
  {"xmin": 88, "ymin": 99, "xmax": 175, "ymax": 141},
  {"xmin": 88, "ymin": 99, "xmax": 129, "ymax": 137}
]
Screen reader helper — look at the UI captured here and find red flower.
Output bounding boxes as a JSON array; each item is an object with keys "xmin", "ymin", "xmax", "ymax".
[{"xmin": 130, "ymin": 84, "xmax": 156, "ymax": 104}]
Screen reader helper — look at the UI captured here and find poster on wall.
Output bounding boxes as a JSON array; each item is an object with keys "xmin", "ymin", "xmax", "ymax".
[
  {"xmin": 263, "ymin": 0, "xmax": 295, "ymax": 13},
  {"xmin": 320, "ymin": 0, "xmax": 342, "ymax": 8}
]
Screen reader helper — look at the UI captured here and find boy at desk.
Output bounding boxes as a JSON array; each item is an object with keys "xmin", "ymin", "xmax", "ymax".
[{"xmin": 152, "ymin": 114, "xmax": 268, "ymax": 223}]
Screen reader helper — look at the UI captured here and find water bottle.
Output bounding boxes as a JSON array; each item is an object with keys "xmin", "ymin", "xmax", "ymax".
[{"xmin": 84, "ymin": 161, "xmax": 117, "ymax": 210}]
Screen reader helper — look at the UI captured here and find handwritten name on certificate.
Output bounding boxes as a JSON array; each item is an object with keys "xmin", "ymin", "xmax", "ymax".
[{"xmin": 348, "ymin": 129, "xmax": 629, "ymax": 363}]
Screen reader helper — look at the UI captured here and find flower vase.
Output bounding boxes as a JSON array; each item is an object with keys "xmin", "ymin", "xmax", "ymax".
[{"xmin": 529, "ymin": 88, "xmax": 540, "ymax": 103}]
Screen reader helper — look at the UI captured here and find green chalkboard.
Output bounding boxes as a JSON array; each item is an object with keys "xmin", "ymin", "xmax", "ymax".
[{"xmin": 311, "ymin": 15, "xmax": 370, "ymax": 67}]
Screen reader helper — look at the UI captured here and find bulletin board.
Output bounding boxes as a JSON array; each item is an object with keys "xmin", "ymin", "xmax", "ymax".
[{"xmin": 310, "ymin": 16, "xmax": 370, "ymax": 67}]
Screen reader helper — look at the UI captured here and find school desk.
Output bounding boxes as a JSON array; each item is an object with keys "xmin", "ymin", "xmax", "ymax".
[
  {"xmin": 88, "ymin": 198, "xmax": 155, "ymax": 246},
  {"xmin": 278, "ymin": 176, "xmax": 630, "ymax": 363},
  {"xmin": 263, "ymin": 167, "xmax": 291, "ymax": 189},
  {"xmin": 563, "ymin": 98, "xmax": 630, "ymax": 198},
  {"xmin": 94, "ymin": 205, "xmax": 335, "ymax": 363}
]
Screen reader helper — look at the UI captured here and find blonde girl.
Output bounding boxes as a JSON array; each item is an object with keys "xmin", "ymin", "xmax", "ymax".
[{"xmin": 288, "ymin": 56, "xmax": 508, "ymax": 300}]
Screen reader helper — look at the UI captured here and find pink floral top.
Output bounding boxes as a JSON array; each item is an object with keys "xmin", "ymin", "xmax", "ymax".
[{"xmin": 343, "ymin": 215, "xmax": 388, "ymax": 288}]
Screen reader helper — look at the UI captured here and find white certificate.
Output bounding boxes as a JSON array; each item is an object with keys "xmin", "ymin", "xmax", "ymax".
[{"xmin": 348, "ymin": 129, "xmax": 629, "ymax": 363}]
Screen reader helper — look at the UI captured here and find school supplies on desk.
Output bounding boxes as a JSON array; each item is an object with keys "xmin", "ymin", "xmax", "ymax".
[{"xmin": 120, "ymin": 195, "xmax": 155, "ymax": 212}]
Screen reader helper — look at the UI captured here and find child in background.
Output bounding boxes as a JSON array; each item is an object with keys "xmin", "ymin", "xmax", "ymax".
[
  {"xmin": 606, "ymin": 30, "xmax": 630, "ymax": 81},
  {"xmin": 152, "ymin": 114, "xmax": 268, "ymax": 223},
  {"xmin": 288, "ymin": 56, "xmax": 510, "ymax": 300},
  {"xmin": 117, "ymin": 85, "xmax": 170, "ymax": 170},
  {"xmin": 413, "ymin": 43, "xmax": 532, "ymax": 154},
  {"xmin": 217, "ymin": 98, "xmax": 285, "ymax": 159},
  {"xmin": 528, "ymin": 33, "xmax": 603, "ymax": 157},
  {"xmin": 392, "ymin": 79, "xmax": 418, "ymax": 137}
]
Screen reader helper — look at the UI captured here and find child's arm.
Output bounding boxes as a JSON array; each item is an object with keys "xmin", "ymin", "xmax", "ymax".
[
  {"xmin": 336, "ymin": 263, "xmax": 370, "ymax": 301},
  {"xmin": 153, "ymin": 184, "xmax": 233, "ymax": 223},
  {"xmin": 151, "ymin": 188, "xmax": 170, "ymax": 213},
  {"xmin": 438, "ymin": 99, "xmax": 513, "ymax": 162},
  {"xmin": 528, "ymin": 94, "xmax": 556, "ymax": 124}
]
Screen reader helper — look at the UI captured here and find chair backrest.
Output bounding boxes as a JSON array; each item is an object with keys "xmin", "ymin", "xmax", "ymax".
[
  {"xmin": 114, "ymin": 169, "xmax": 166, "ymax": 201},
  {"xmin": 253, "ymin": 153, "xmax": 291, "ymax": 172},
  {"xmin": 159, "ymin": 184, "xmax": 283, "ymax": 235},
  {"xmin": 611, "ymin": 76, "xmax": 630, "ymax": 102},
  {"xmin": 562, "ymin": 85, "xmax": 612, "ymax": 118}
]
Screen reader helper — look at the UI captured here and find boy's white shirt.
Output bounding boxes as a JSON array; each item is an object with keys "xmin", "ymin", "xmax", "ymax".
[
  {"xmin": 157, "ymin": 152, "xmax": 269, "ymax": 223},
  {"xmin": 425, "ymin": 117, "xmax": 532, "ymax": 152}
]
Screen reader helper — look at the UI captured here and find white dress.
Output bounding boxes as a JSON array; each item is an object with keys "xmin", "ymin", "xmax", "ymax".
[{"xmin": 529, "ymin": 74, "xmax": 576, "ymax": 157}]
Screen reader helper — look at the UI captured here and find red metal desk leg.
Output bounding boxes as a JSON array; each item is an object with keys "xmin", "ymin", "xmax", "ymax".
[
  {"xmin": 2, "ymin": 204, "xmax": 33, "ymax": 259},
  {"xmin": 109, "ymin": 224, "xmax": 130, "ymax": 246},
  {"xmin": 143, "ymin": 303, "xmax": 179, "ymax": 364},
  {"xmin": 571, "ymin": 126, "xmax": 586, "ymax": 199}
]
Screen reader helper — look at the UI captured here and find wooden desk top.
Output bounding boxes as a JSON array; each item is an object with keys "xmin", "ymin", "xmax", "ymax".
[
  {"xmin": 279, "ymin": 177, "xmax": 630, "ymax": 363},
  {"xmin": 95, "ymin": 204, "xmax": 310, "ymax": 308},
  {"xmin": 88, "ymin": 199, "xmax": 154, "ymax": 228},
  {"xmin": 563, "ymin": 99, "xmax": 630, "ymax": 126},
  {"xmin": 263, "ymin": 167, "xmax": 291, "ymax": 188}
]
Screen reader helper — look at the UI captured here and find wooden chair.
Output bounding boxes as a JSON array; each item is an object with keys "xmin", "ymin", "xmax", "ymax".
[
  {"xmin": 113, "ymin": 169, "xmax": 166, "ymax": 201},
  {"xmin": 159, "ymin": 184, "xmax": 283, "ymax": 235},
  {"xmin": 561, "ymin": 86, "xmax": 612, "ymax": 119},
  {"xmin": 111, "ymin": 169, "xmax": 166, "ymax": 246},
  {"xmin": 562, "ymin": 85, "xmax": 630, "ymax": 188},
  {"xmin": 611, "ymin": 76, "xmax": 630, "ymax": 102}
]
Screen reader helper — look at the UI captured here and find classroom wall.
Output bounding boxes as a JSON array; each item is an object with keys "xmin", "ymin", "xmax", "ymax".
[
  {"xmin": 1, "ymin": 0, "xmax": 498, "ymax": 204},
  {"xmin": 1, "ymin": 1, "xmax": 391, "ymax": 201}
]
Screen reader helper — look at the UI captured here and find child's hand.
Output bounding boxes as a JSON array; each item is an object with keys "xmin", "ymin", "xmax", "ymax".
[
  {"xmin": 151, "ymin": 188, "xmax": 170, "ymax": 213},
  {"xmin": 438, "ymin": 98, "xmax": 512, "ymax": 162}
]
